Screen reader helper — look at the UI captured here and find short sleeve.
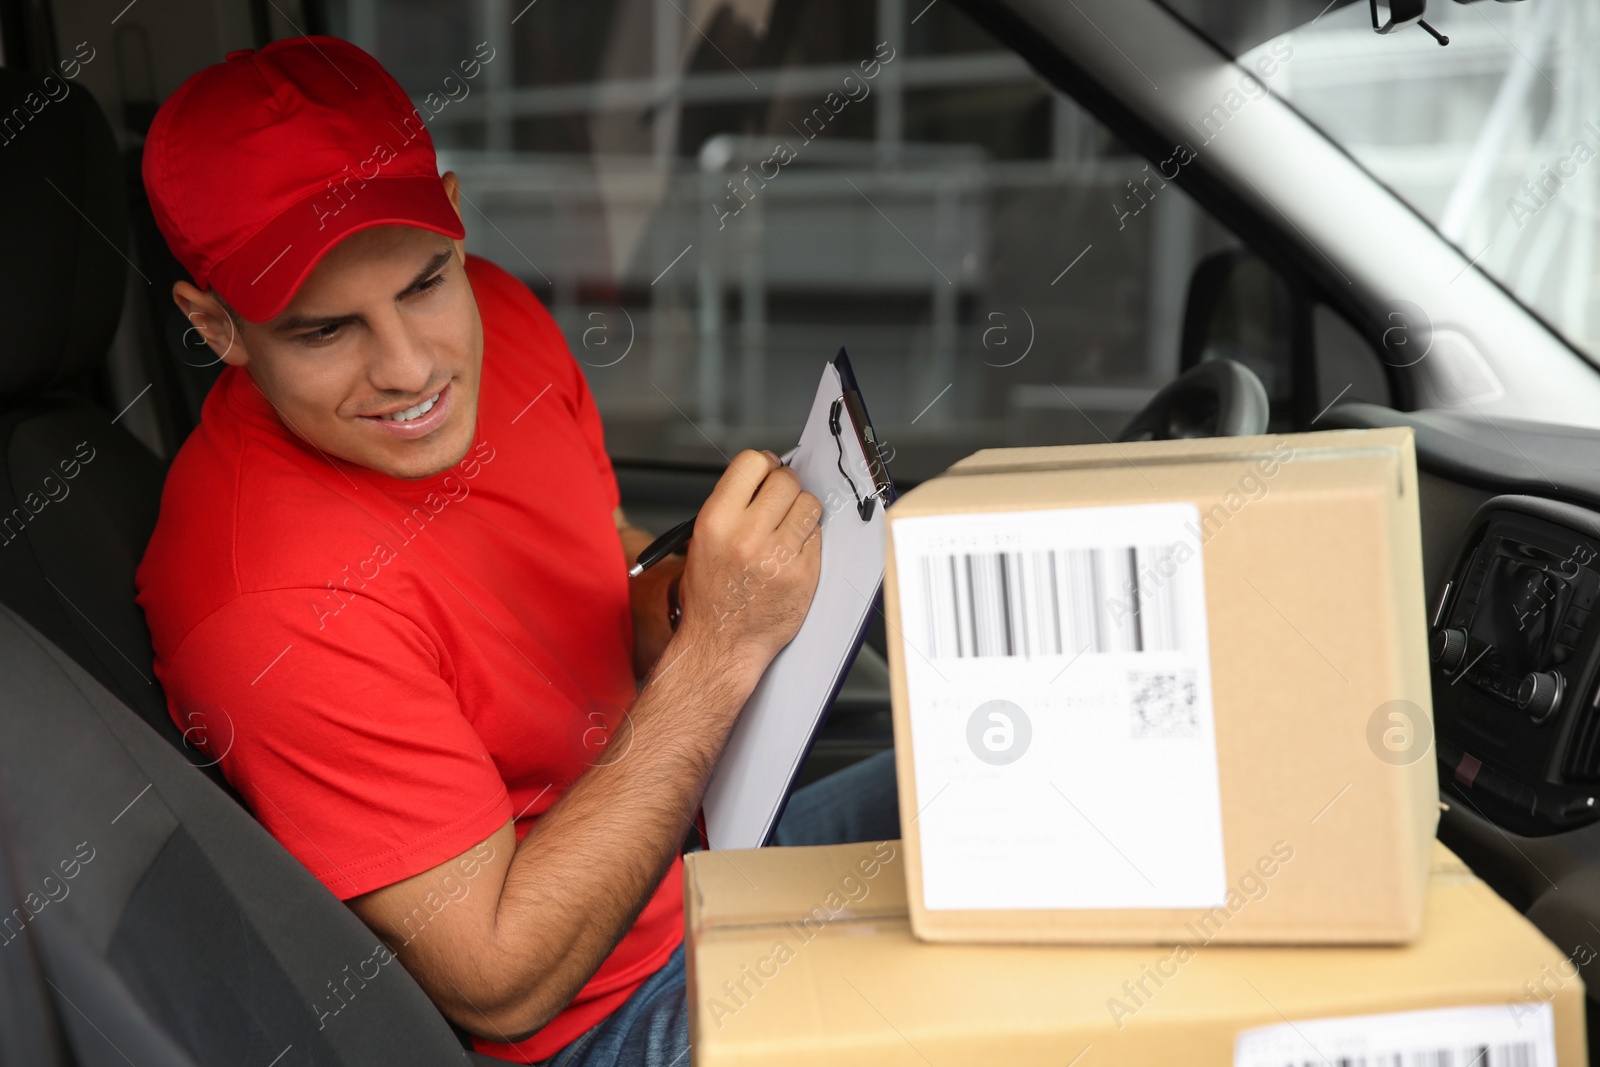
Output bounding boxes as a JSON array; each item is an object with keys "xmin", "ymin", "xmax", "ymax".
[{"xmin": 161, "ymin": 589, "xmax": 513, "ymax": 900}]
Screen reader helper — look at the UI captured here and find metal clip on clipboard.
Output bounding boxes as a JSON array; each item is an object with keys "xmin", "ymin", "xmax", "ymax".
[{"xmin": 828, "ymin": 388, "xmax": 892, "ymax": 522}]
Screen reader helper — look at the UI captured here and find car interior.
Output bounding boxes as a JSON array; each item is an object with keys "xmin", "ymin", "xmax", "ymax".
[{"xmin": 5, "ymin": 0, "xmax": 1600, "ymax": 1062}]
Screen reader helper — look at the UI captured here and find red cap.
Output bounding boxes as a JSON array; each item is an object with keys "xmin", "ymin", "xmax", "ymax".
[{"xmin": 142, "ymin": 36, "xmax": 466, "ymax": 323}]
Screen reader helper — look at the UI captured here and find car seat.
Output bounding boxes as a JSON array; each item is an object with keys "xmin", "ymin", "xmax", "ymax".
[{"xmin": 0, "ymin": 64, "xmax": 230, "ymax": 794}]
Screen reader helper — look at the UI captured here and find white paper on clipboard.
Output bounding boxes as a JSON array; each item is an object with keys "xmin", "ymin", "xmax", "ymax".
[{"xmin": 700, "ymin": 357, "xmax": 887, "ymax": 850}]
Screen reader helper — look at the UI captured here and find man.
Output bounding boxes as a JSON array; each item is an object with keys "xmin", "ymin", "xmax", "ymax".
[{"xmin": 135, "ymin": 36, "xmax": 897, "ymax": 1066}]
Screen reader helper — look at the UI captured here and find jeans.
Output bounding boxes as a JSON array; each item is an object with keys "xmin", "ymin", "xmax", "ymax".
[{"xmin": 531, "ymin": 748, "xmax": 899, "ymax": 1067}]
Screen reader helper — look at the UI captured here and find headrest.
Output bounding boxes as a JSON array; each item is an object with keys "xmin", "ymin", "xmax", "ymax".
[{"xmin": 0, "ymin": 67, "xmax": 129, "ymax": 403}]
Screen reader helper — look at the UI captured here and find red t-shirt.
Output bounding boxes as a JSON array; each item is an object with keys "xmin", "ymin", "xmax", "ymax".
[{"xmin": 135, "ymin": 253, "xmax": 682, "ymax": 1062}]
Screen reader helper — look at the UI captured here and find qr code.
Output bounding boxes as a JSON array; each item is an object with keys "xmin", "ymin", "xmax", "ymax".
[{"xmin": 1128, "ymin": 668, "xmax": 1199, "ymax": 739}]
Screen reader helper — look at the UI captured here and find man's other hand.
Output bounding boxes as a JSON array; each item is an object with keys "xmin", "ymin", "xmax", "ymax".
[{"xmin": 615, "ymin": 508, "xmax": 682, "ymax": 679}]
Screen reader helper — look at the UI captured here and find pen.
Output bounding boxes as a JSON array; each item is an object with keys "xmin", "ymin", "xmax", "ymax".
[
  {"xmin": 628, "ymin": 516, "xmax": 695, "ymax": 578},
  {"xmin": 629, "ymin": 451, "xmax": 793, "ymax": 577}
]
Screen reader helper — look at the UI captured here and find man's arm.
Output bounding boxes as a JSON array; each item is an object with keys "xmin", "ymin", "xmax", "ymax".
[
  {"xmin": 615, "ymin": 507, "xmax": 683, "ymax": 679},
  {"xmin": 347, "ymin": 450, "xmax": 821, "ymax": 1042}
]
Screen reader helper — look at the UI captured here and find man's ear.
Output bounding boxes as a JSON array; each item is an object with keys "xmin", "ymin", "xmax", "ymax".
[
  {"xmin": 172, "ymin": 281, "xmax": 248, "ymax": 367},
  {"xmin": 442, "ymin": 170, "xmax": 462, "ymax": 217},
  {"xmin": 441, "ymin": 171, "xmax": 468, "ymax": 264}
]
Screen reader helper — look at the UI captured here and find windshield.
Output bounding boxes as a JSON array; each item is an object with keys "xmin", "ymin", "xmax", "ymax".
[
  {"xmin": 1242, "ymin": 2, "xmax": 1600, "ymax": 365},
  {"xmin": 325, "ymin": 0, "xmax": 1294, "ymax": 480}
]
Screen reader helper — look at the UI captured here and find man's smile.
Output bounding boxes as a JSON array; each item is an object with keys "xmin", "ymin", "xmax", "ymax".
[{"xmin": 357, "ymin": 380, "xmax": 454, "ymax": 439}]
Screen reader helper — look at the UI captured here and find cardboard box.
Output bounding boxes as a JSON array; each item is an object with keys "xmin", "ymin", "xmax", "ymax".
[
  {"xmin": 685, "ymin": 840, "xmax": 1585, "ymax": 1066},
  {"xmin": 882, "ymin": 428, "xmax": 1437, "ymax": 943}
]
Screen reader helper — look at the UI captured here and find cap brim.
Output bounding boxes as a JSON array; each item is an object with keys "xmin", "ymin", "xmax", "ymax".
[{"xmin": 208, "ymin": 173, "xmax": 467, "ymax": 323}]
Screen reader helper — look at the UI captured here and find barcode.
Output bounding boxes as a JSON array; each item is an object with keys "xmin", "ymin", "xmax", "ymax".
[
  {"xmin": 1236, "ymin": 1004, "xmax": 1552, "ymax": 1067},
  {"xmin": 917, "ymin": 544, "xmax": 1188, "ymax": 659},
  {"xmin": 1256, "ymin": 1044, "xmax": 1538, "ymax": 1067}
]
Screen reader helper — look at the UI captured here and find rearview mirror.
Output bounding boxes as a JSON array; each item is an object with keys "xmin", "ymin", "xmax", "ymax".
[
  {"xmin": 1370, "ymin": 0, "xmax": 1449, "ymax": 45},
  {"xmin": 1370, "ymin": 0, "xmax": 1424, "ymax": 33}
]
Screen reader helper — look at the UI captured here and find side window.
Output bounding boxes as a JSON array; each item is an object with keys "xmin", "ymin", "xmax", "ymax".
[{"xmin": 328, "ymin": 0, "xmax": 1383, "ymax": 478}]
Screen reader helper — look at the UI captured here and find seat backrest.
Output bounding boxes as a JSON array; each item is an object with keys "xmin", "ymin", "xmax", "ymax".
[
  {"xmin": 0, "ymin": 66, "xmax": 235, "ymax": 795},
  {"xmin": 0, "ymin": 602, "xmax": 484, "ymax": 1066}
]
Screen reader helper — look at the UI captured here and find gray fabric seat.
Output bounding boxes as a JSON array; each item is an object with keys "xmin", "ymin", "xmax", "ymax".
[{"xmin": 0, "ymin": 63, "xmax": 232, "ymax": 797}]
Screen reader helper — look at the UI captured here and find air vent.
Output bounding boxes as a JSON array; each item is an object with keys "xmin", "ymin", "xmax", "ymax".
[
  {"xmin": 1433, "ymin": 501, "xmax": 1600, "ymax": 832},
  {"xmin": 1564, "ymin": 697, "xmax": 1600, "ymax": 782},
  {"xmin": 1457, "ymin": 544, "xmax": 1486, "ymax": 618}
]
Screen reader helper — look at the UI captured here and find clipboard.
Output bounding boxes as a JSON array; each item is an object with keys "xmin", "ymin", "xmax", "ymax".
[{"xmin": 699, "ymin": 348, "xmax": 895, "ymax": 850}]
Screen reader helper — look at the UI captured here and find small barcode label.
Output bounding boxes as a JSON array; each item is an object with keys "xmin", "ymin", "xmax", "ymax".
[
  {"xmin": 1241, "ymin": 1045, "xmax": 1535, "ymax": 1067},
  {"xmin": 1234, "ymin": 1004, "xmax": 1555, "ymax": 1067},
  {"xmin": 916, "ymin": 544, "xmax": 1188, "ymax": 659}
]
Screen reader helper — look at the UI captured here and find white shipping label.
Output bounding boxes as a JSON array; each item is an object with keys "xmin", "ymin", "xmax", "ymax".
[
  {"xmin": 891, "ymin": 504, "xmax": 1227, "ymax": 911},
  {"xmin": 1234, "ymin": 1003, "xmax": 1557, "ymax": 1067}
]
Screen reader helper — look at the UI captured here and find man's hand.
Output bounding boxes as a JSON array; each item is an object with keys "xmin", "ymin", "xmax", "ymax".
[
  {"xmin": 675, "ymin": 449, "xmax": 822, "ymax": 676},
  {"xmin": 345, "ymin": 450, "xmax": 822, "ymax": 1043}
]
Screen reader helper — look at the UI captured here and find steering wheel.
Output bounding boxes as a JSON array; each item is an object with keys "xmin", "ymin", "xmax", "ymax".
[{"xmin": 1116, "ymin": 358, "xmax": 1270, "ymax": 443}]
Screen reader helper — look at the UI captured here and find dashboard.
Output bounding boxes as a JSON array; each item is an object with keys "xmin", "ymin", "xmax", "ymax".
[
  {"xmin": 1327, "ymin": 401, "xmax": 1600, "ymax": 989},
  {"xmin": 1431, "ymin": 497, "xmax": 1600, "ymax": 836}
]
